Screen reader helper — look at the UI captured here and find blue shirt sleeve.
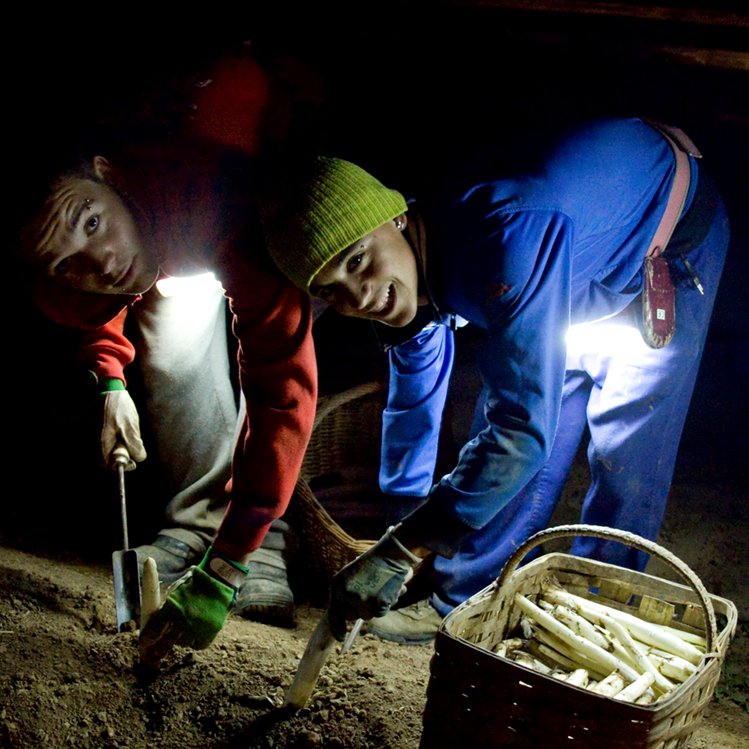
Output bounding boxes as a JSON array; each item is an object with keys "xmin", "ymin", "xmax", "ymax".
[
  {"xmin": 380, "ymin": 323, "xmax": 455, "ymax": 497},
  {"xmin": 430, "ymin": 208, "xmax": 573, "ymax": 530}
]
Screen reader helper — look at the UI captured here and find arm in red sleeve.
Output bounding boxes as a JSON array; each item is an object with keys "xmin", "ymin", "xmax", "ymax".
[
  {"xmin": 212, "ymin": 251, "xmax": 317, "ymax": 560},
  {"xmin": 76, "ymin": 307, "xmax": 136, "ymax": 385}
]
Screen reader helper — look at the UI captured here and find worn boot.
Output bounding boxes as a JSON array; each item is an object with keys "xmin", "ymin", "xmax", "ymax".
[
  {"xmin": 134, "ymin": 533, "xmax": 207, "ymax": 586},
  {"xmin": 233, "ymin": 518, "xmax": 296, "ymax": 627},
  {"xmin": 364, "ymin": 599, "xmax": 443, "ymax": 645}
]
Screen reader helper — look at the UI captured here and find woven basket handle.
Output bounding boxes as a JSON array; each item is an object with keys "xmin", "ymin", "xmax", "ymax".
[
  {"xmin": 495, "ymin": 523, "xmax": 718, "ymax": 652},
  {"xmin": 313, "ymin": 381, "xmax": 385, "ymax": 430}
]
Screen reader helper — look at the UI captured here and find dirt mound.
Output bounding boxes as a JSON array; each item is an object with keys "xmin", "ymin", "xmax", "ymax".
[
  {"xmin": 0, "ymin": 546, "xmax": 432, "ymax": 748},
  {"xmin": 1, "ymin": 542, "xmax": 746, "ymax": 748}
]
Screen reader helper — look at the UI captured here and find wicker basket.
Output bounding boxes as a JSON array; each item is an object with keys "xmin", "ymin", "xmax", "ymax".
[
  {"xmin": 420, "ymin": 524, "xmax": 738, "ymax": 749},
  {"xmin": 289, "ymin": 477, "xmax": 373, "ymax": 585},
  {"xmin": 288, "ymin": 381, "xmax": 385, "ymax": 585},
  {"xmin": 302, "ymin": 381, "xmax": 386, "ymax": 483}
]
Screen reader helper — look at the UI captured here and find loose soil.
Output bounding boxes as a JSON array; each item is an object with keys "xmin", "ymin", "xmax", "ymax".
[{"xmin": 1, "ymin": 469, "xmax": 746, "ymax": 749}]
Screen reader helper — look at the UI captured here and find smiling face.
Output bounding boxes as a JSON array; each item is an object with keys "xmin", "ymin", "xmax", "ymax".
[
  {"xmin": 309, "ymin": 216, "xmax": 422, "ymax": 328},
  {"xmin": 25, "ymin": 161, "xmax": 159, "ymax": 295}
]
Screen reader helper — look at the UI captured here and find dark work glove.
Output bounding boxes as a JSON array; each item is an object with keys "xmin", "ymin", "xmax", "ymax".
[
  {"xmin": 139, "ymin": 547, "xmax": 248, "ymax": 667},
  {"xmin": 328, "ymin": 525, "xmax": 422, "ymax": 640}
]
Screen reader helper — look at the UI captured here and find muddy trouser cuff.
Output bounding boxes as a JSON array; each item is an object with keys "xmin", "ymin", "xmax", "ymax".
[
  {"xmin": 158, "ymin": 529, "xmax": 209, "ymax": 556},
  {"xmin": 247, "ymin": 518, "xmax": 296, "ymax": 569}
]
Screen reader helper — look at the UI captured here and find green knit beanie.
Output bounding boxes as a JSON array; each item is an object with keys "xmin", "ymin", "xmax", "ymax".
[{"xmin": 266, "ymin": 157, "xmax": 407, "ymax": 291}]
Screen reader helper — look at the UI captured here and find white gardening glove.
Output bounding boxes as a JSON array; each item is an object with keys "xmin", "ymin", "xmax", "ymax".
[{"xmin": 101, "ymin": 389, "xmax": 147, "ymax": 471}]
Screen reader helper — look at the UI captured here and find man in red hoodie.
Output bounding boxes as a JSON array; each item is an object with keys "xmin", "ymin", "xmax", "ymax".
[{"xmin": 18, "ymin": 49, "xmax": 319, "ymax": 662}]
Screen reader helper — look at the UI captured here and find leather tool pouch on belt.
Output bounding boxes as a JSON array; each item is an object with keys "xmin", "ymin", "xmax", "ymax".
[
  {"xmin": 641, "ymin": 255, "xmax": 675, "ymax": 348},
  {"xmin": 638, "ymin": 122, "xmax": 701, "ymax": 348}
]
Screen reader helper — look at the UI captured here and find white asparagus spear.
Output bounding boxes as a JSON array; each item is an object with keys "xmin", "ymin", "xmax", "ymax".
[
  {"xmin": 647, "ymin": 651, "xmax": 697, "ymax": 682},
  {"xmin": 532, "ymin": 624, "xmax": 611, "ymax": 680},
  {"xmin": 493, "ymin": 637, "xmax": 524, "ymax": 657},
  {"xmin": 597, "ymin": 628, "xmax": 640, "ymax": 672},
  {"xmin": 140, "ymin": 557, "xmax": 161, "ymax": 630},
  {"xmin": 590, "ymin": 670, "xmax": 627, "ymax": 697},
  {"xmin": 543, "ymin": 588, "xmax": 703, "ymax": 665},
  {"xmin": 653, "ymin": 624, "xmax": 707, "ymax": 649},
  {"xmin": 528, "ymin": 640, "xmax": 582, "ymax": 673},
  {"xmin": 511, "ymin": 650, "xmax": 553, "ymax": 674},
  {"xmin": 514, "ymin": 594, "xmax": 641, "ymax": 682},
  {"xmin": 635, "ymin": 688, "xmax": 657, "ymax": 705},
  {"xmin": 566, "ymin": 668, "xmax": 590, "ymax": 688},
  {"xmin": 549, "ymin": 603, "xmax": 610, "ymax": 650},
  {"xmin": 614, "ymin": 671, "xmax": 655, "ymax": 702},
  {"xmin": 519, "ymin": 616, "xmax": 534, "ymax": 640},
  {"xmin": 592, "ymin": 611, "xmax": 675, "ymax": 695}
]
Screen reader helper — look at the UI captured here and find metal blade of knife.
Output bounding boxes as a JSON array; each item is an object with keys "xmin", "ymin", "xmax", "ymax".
[{"xmin": 340, "ymin": 617, "xmax": 364, "ymax": 655}]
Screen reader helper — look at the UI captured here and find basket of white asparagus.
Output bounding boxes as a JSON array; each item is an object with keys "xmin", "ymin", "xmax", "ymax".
[{"xmin": 420, "ymin": 524, "xmax": 738, "ymax": 749}]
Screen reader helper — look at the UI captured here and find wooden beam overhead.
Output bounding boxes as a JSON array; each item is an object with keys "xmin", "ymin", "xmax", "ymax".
[
  {"xmin": 448, "ymin": 1, "xmax": 749, "ymax": 29},
  {"xmin": 655, "ymin": 46, "xmax": 749, "ymax": 71}
]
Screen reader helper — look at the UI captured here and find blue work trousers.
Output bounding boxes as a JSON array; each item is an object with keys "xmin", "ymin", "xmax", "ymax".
[{"xmin": 431, "ymin": 195, "xmax": 730, "ymax": 616}]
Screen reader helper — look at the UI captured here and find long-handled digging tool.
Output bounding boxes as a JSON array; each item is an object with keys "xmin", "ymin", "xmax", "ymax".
[{"xmin": 112, "ymin": 445, "xmax": 141, "ymax": 632}]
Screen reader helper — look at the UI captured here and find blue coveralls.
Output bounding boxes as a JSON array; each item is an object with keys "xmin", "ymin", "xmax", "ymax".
[{"xmin": 379, "ymin": 118, "xmax": 730, "ymax": 615}]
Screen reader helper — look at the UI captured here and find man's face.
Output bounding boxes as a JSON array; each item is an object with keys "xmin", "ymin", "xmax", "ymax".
[
  {"xmin": 309, "ymin": 217, "xmax": 420, "ymax": 328},
  {"xmin": 27, "ymin": 171, "xmax": 159, "ymax": 295}
]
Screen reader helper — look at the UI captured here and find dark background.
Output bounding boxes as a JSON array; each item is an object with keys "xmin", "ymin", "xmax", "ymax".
[{"xmin": 4, "ymin": 3, "xmax": 747, "ymax": 556}]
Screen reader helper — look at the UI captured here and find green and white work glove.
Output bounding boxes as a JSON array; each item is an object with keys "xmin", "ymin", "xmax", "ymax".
[
  {"xmin": 328, "ymin": 525, "xmax": 422, "ymax": 641},
  {"xmin": 139, "ymin": 548, "xmax": 248, "ymax": 668},
  {"xmin": 99, "ymin": 378, "xmax": 147, "ymax": 471}
]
